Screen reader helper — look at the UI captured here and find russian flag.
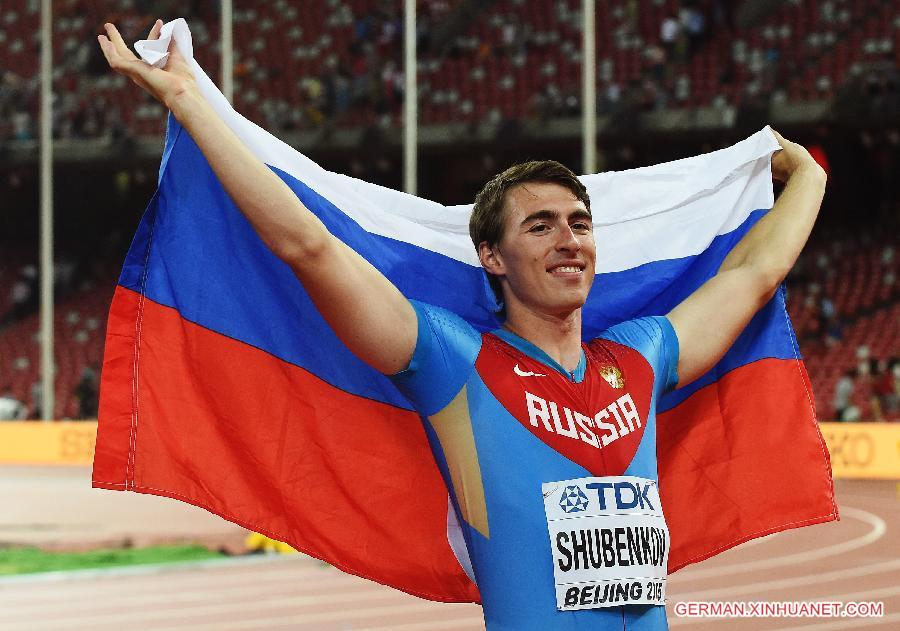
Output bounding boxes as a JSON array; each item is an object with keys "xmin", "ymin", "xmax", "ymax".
[{"xmin": 93, "ymin": 19, "xmax": 837, "ymax": 602}]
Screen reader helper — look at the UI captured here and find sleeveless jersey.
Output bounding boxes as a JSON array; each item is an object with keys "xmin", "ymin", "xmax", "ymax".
[{"xmin": 390, "ymin": 301, "xmax": 679, "ymax": 631}]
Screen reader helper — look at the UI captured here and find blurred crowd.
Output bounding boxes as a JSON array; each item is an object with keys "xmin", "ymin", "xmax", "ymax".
[
  {"xmin": 787, "ymin": 235, "xmax": 899, "ymax": 422},
  {"xmin": 1, "ymin": 0, "xmax": 898, "ymax": 144},
  {"xmin": 0, "ymin": 365, "xmax": 97, "ymax": 420},
  {"xmin": 1, "ymin": 1, "xmax": 898, "ymax": 420},
  {"xmin": 833, "ymin": 355, "xmax": 900, "ymax": 422},
  {"xmin": 0, "ymin": 257, "xmax": 103, "ymax": 420},
  {"xmin": 0, "ymin": 258, "xmax": 82, "ymax": 328}
]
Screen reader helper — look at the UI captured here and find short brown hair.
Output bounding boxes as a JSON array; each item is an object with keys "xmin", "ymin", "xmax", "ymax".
[{"xmin": 469, "ymin": 160, "xmax": 591, "ymax": 309}]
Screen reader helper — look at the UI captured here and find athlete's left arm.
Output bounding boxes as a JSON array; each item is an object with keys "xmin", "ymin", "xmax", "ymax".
[{"xmin": 667, "ymin": 130, "xmax": 827, "ymax": 387}]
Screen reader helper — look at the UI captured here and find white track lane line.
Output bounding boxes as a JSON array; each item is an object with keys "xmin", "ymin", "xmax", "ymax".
[
  {"xmin": 0, "ymin": 582, "xmax": 468, "ymax": 630},
  {"xmin": 673, "ymin": 558, "xmax": 900, "ymax": 601},
  {"xmin": 0, "ymin": 576, "xmax": 402, "ymax": 620},
  {"xmin": 0, "ymin": 570, "xmax": 377, "ymax": 611},
  {"xmin": 360, "ymin": 618, "xmax": 485, "ymax": 631},
  {"xmin": 361, "ymin": 617, "xmax": 485, "ymax": 631},
  {"xmin": 731, "ymin": 533, "xmax": 779, "ymax": 549},
  {"xmin": 669, "ymin": 584, "xmax": 900, "ymax": 627},
  {"xmin": 107, "ymin": 602, "xmax": 476, "ymax": 631},
  {"xmin": 0, "ymin": 562, "xmax": 352, "ymax": 605},
  {"xmin": 818, "ymin": 584, "xmax": 900, "ymax": 602},
  {"xmin": 673, "ymin": 507, "xmax": 885, "ymax": 582}
]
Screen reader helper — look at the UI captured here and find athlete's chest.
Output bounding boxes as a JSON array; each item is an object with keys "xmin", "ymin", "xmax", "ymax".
[{"xmin": 473, "ymin": 334, "xmax": 656, "ymax": 476}]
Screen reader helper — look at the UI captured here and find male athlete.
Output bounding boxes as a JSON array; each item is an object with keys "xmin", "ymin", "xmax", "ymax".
[{"xmin": 99, "ymin": 19, "xmax": 827, "ymax": 631}]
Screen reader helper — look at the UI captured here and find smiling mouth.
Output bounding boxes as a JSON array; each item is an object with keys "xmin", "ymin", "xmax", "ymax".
[{"xmin": 548, "ymin": 265, "xmax": 585, "ymax": 275}]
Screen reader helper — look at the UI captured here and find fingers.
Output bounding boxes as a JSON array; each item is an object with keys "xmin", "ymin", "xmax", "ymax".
[
  {"xmin": 97, "ymin": 33, "xmax": 127, "ymax": 70},
  {"xmin": 97, "ymin": 29, "xmax": 150, "ymax": 89},
  {"xmin": 104, "ymin": 23, "xmax": 137, "ymax": 61},
  {"xmin": 149, "ymin": 19, "xmax": 162, "ymax": 41},
  {"xmin": 97, "ymin": 34, "xmax": 115, "ymax": 66},
  {"xmin": 769, "ymin": 127, "xmax": 789, "ymax": 150},
  {"xmin": 770, "ymin": 128, "xmax": 805, "ymax": 156}
]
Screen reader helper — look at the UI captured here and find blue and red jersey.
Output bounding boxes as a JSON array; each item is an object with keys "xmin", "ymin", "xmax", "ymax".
[{"xmin": 390, "ymin": 300, "xmax": 679, "ymax": 630}]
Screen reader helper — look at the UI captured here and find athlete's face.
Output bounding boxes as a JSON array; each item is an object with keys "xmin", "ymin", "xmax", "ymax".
[{"xmin": 480, "ymin": 182, "xmax": 596, "ymax": 318}]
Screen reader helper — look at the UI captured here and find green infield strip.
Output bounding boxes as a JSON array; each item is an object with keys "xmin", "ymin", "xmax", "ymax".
[{"xmin": 0, "ymin": 545, "xmax": 226, "ymax": 575}]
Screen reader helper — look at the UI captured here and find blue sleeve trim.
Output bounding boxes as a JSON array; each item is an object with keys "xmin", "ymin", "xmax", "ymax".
[
  {"xmin": 598, "ymin": 316, "xmax": 680, "ymax": 397},
  {"xmin": 389, "ymin": 300, "xmax": 481, "ymax": 415},
  {"xmin": 397, "ymin": 299, "xmax": 432, "ymax": 376},
  {"xmin": 656, "ymin": 315, "xmax": 680, "ymax": 392}
]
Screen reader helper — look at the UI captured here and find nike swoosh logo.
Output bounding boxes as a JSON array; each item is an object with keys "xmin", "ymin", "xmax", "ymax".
[{"xmin": 514, "ymin": 364, "xmax": 546, "ymax": 377}]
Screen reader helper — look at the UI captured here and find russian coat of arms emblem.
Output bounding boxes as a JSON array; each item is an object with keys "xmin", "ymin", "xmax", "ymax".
[{"xmin": 599, "ymin": 365, "xmax": 624, "ymax": 389}]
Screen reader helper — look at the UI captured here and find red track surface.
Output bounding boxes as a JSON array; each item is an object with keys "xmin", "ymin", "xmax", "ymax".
[{"xmin": 1, "ymin": 473, "xmax": 898, "ymax": 630}]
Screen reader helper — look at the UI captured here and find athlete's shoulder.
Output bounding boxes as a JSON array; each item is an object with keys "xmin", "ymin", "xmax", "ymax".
[
  {"xmin": 408, "ymin": 299, "xmax": 480, "ymax": 343},
  {"xmin": 591, "ymin": 316, "xmax": 679, "ymax": 393},
  {"xmin": 595, "ymin": 316, "xmax": 675, "ymax": 351},
  {"xmin": 390, "ymin": 300, "xmax": 482, "ymax": 415}
]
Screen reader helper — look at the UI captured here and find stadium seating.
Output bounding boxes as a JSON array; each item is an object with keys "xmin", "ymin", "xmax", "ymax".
[
  {"xmin": 2, "ymin": 0, "xmax": 898, "ymax": 140},
  {"xmin": 803, "ymin": 307, "xmax": 900, "ymax": 420},
  {"xmin": 1, "ymin": 0, "xmax": 897, "ymax": 420},
  {"xmin": 0, "ymin": 267, "xmax": 113, "ymax": 419},
  {"xmin": 786, "ymin": 238, "xmax": 898, "ymax": 419}
]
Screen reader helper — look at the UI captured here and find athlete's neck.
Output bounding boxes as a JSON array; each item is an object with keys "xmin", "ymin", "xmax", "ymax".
[{"xmin": 502, "ymin": 305, "xmax": 583, "ymax": 372}]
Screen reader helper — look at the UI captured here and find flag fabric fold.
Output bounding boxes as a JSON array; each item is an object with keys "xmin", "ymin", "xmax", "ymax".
[{"xmin": 93, "ymin": 18, "xmax": 837, "ymax": 603}]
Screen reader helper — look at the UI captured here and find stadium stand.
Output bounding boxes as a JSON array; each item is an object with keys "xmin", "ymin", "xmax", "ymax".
[
  {"xmin": 2, "ymin": 0, "xmax": 899, "ymax": 140},
  {"xmin": 0, "ymin": 258, "xmax": 112, "ymax": 419},
  {"xmin": 0, "ymin": 1, "xmax": 897, "ymax": 420}
]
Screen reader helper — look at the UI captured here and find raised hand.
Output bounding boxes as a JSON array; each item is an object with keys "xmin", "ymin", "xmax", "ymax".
[
  {"xmin": 770, "ymin": 128, "xmax": 824, "ymax": 183},
  {"xmin": 97, "ymin": 20, "xmax": 197, "ymax": 109}
]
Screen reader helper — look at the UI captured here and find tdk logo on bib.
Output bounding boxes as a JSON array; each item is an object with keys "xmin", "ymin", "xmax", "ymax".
[
  {"xmin": 559, "ymin": 485, "xmax": 589, "ymax": 513},
  {"xmin": 542, "ymin": 476, "xmax": 670, "ymax": 612},
  {"xmin": 585, "ymin": 480, "xmax": 655, "ymax": 511}
]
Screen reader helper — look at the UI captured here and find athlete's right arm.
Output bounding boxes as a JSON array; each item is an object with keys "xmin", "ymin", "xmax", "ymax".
[{"xmin": 98, "ymin": 21, "xmax": 416, "ymax": 375}]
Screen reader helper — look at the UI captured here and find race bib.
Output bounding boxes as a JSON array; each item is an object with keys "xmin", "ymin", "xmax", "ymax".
[{"xmin": 542, "ymin": 475, "xmax": 669, "ymax": 611}]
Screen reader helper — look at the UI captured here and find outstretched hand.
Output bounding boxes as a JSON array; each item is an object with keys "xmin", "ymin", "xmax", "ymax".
[
  {"xmin": 770, "ymin": 128, "xmax": 824, "ymax": 183},
  {"xmin": 97, "ymin": 20, "xmax": 197, "ymax": 109}
]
